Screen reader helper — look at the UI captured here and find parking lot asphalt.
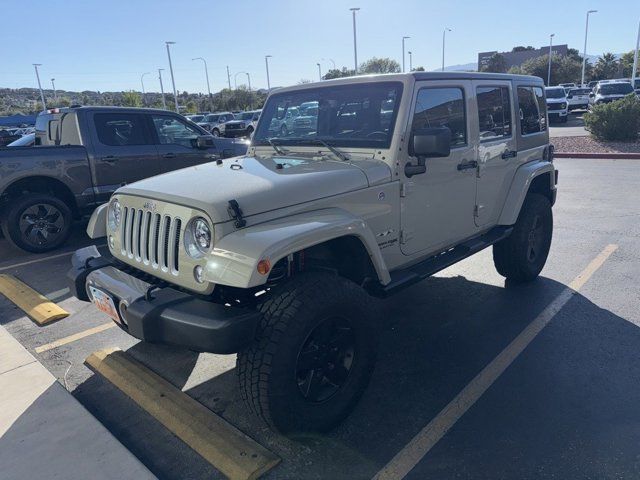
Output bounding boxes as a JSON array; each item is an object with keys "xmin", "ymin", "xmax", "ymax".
[
  {"xmin": 549, "ymin": 112, "xmax": 588, "ymax": 138},
  {"xmin": 1, "ymin": 157, "xmax": 639, "ymax": 479}
]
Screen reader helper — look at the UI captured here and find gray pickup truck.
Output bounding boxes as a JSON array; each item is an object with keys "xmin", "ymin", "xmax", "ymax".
[{"xmin": 0, "ymin": 106, "xmax": 249, "ymax": 252}]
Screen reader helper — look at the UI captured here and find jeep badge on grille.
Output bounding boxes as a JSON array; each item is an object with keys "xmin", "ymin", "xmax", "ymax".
[{"xmin": 142, "ymin": 201, "xmax": 157, "ymax": 212}]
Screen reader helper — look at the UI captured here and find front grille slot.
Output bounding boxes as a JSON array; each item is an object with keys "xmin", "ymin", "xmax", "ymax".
[{"xmin": 120, "ymin": 205, "xmax": 180, "ymax": 274}]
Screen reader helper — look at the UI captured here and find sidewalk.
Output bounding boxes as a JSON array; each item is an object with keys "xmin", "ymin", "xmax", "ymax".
[{"xmin": 0, "ymin": 325, "xmax": 156, "ymax": 480}]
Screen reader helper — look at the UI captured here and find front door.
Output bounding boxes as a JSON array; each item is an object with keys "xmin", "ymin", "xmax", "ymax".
[
  {"xmin": 472, "ymin": 80, "xmax": 517, "ymax": 227},
  {"xmin": 90, "ymin": 112, "xmax": 160, "ymax": 204},
  {"xmin": 149, "ymin": 114, "xmax": 217, "ymax": 172},
  {"xmin": 400, "ymin": 81, "xmax": 478, "ymax": 256}
]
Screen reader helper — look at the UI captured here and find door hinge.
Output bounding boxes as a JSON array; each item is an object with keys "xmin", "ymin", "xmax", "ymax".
[
  {"xmin": 474, "ymin": 205, "xmax": 485, "ymax": 218},
  {"xmin": 400, "ymin": 230, "xmax": 414, "ymax": 244}
]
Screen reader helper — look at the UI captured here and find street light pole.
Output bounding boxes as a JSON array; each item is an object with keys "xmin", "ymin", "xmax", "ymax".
[
  {"xmin": 51, "ymin": 78, "xmax": 57, "ymax": 101},
  {"xmin": 192, "ymin": 57, "xmax": 212, "ymax": 111},
  {"xmin": 234, "ymin": 71, "xmax": 247, "ymax": 90},
  {"xmin": 402, "ymin": 36, "xmax": 410, "ymax": 72},
  {"xmin": 322, "ymin": 58, "xmax": 336, "ymax": 70},
  {"xmin": 442, "ymin": 28, "xmax": 451, "ymax": 71},
  {"xmin": 33, "ymin": 64, "xmax": 46, "ymax": 110},
  {"xmin": 158, "ymin": 69, "xmax": 167, "ymax": 109},
  {"xmin": 140, "ymin": 72, "xmax": 150, "ymax": 105},
  {"xmin": 408, "ymin": 51, "xmax": 413, "ymax": 72},
  {"xmin": 165, "ymin": 41, "xmax": 179, "ymax": 112},
  {"xmin": 581, "ymin": 10, "xmax": 597, "ymax": 86},
  {"xmin": 265, "ymin": 55, "xmax": 272, "ymax": 92},
  {"xmin": 317, "ymin": 62, "xmax": 322, "ymax": 80},
  {"xmin": 548, "ymin": 34, "xmax": 555, "ymax": 86},
  {"xmin": 226, "ymin": 66, "xmax": 231, "ymax": 90},
  {"xmin": 632, "ymin": 18, "xmax": 640, "ymax": 88},
  {"xmin": 350, "ymin": 7, "xmax": 360, "ymax": 74}
]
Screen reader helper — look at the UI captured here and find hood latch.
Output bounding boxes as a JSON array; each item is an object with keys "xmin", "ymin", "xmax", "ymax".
[{"xmin": 227, "ymin": 200, "xmax": 246, "ymax": 228}]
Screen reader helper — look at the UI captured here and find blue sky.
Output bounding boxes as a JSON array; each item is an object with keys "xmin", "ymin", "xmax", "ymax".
[{"xmin": 1, "ymin": 0, "xmax": 639, "ymax": 93}]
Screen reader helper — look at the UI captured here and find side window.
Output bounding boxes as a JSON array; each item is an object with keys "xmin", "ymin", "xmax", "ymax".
[
  {"xmin": 413, "ymin": 87, "xmax": 466, "ymax": 147},
  {"xmin": 517, "ymin": 87, "xmax": 542, "ymax": 135},
  {"xmin": 533, "ymin": 87, "xmax": 547, "ymax": 132},
  {"xmin": 476, "ymin": 86, "xmax": 512, "ymax": 141},
  {"xmin": 151, "ymin": 115, "xmax": 200, "ymax": 147},
  {"xmin": 95, "ymin": 113, "xmax": 149, "ymax": 146}
]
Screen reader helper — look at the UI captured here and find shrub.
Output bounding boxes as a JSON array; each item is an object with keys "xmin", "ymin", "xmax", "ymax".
[{"xmin": 583, "ymin": 94, "xmax": 640, "ymax": 142}]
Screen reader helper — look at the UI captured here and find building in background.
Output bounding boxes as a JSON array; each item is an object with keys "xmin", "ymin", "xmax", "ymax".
[{"xmin": 479, "ymin": 45, "xmax": 569, "ymax": 71}]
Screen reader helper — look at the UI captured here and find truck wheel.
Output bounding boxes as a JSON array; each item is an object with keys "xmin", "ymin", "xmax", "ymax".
[
  {"xmin": 493, "ymin": 193, "xmax": 552, "ymax": 283},
  {"xmin": 237, "ymin": 272, "xmax": 378, "ymax": 434},
  {"xmin": 1, "ymin": 193, "xmax": 72, "ymax": 253},
  {"xmin": 212, "ymin": 128, "xmax": 220, "ymax": 137}
]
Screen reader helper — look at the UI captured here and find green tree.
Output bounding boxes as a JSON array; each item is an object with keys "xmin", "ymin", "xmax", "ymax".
[
  {"xmin": 412, "ymin": 66, "xmax": 425, "ymax": 72},
  {"xmin": 481, "ymin": 53, "xmax": 507, "ymax": 73},
  {"xmin": 619, "ymin": 50, "xmax": 639, "ymax": 78},
  {"xmin": 512, "ymin": 46, "xmax": 535, "ymax": 52},
  {"xmin": 359, "ymin": 57, "xmax": 400, "ymax": 74},
  {"xmin": 518, "ymin": 54, "xmax": 582, "ymax": 85},
  {"xmin": 322, "ymin": 67, "xmax": 355, "ymax": 80},
  {"xmin": 185, "ymin": 100, "xmax": 197, "ymax": 114},
  {"xmin": 121, "ymin": 90, "xmax": 142, "ymax": 107},
  {"xmin": 593, "ymin": 52, "xmax": 619, "ymax": 80}
]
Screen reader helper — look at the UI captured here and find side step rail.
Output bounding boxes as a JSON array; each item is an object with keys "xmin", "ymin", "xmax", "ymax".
[{"xmin": 373, "ymin": 226, "xmax": 513, "ymax": 297}]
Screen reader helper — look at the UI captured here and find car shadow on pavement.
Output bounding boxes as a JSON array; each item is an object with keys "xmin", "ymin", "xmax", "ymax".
[{"xmin": 70, "ymin": 274, "xmax": 640, "ymax": 480}]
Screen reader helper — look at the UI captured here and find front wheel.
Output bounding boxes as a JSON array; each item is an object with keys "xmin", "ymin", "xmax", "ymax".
[
  {"xmin": 493, "ymin": 193, "xmax": 553, "ymax": 283},
  {"xmin": 211, "ymin": 128, "xmax": 220, "ymax": 137},
  {"xmin": 237, "ymin": 272, "xmax": 378, "ymax": 434},
  {"xmin": 1, "ymin": 193, "xmax": 73, "ymax": 253}
]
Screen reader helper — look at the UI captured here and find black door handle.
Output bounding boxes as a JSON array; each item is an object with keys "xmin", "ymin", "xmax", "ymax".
[
  {"xmin": 162, "ymin": 153, "xmax": 176, "ymax": 159},
  {"xmin": 501, "ymin": 150, "xmax": 517, "ymax": 159},
  {"xmin": 457, "ymin": 160, "xmax": 478, "ymax": 171},
  {"xmin": 100, "ymin": 155, "xmax": 118, "ymax": 163}
]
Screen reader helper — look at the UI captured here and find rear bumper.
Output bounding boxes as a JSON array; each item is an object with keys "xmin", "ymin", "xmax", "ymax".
[{"xmin": 67, "ymin": 247, "xmax": 260, "ymax": 354}]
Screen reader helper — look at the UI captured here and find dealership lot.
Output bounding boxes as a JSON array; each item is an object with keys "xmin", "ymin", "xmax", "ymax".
[{"xmin": 1, "ymin": 158, "xmax": 639, "ymax": 479}]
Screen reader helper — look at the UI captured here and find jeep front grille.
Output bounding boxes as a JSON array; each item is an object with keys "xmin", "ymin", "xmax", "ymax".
[{"xmin": 121, "ymin": 207, "xmax": 182, "ymax": 274}]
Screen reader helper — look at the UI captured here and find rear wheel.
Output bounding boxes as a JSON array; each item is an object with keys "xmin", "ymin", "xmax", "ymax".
[
  {"xmin": 1, "ymin": 193, "xmax": 73, "ymax": 253},
  {"xmin": 493, "ymin": 193, "xmax": 553, "ymax": 282},
  {"xmin": 237, "ymin": 272, "xmax": 378, "ymax": 434}
]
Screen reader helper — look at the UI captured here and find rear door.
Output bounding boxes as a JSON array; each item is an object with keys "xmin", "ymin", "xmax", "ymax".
[
  {"xmin": 472, "ymin": 80, "xmax": 517, "ymax": 227},
  {"xmin": 89, "ymin": 111, "xmax": 159, "ymax": 203},
  {"xmin": 148, "ymin": 113, "xmax": 217, "ymax": 171}
]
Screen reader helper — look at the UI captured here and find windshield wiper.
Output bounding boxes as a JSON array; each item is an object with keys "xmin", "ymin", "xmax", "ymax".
[
  {"xmin": 303, "ymin": 138, "xmax": 350, "ymax": 161},
  {"xmin": 266, "ymin": 137, "xmax": 287, "ymax": 155}
]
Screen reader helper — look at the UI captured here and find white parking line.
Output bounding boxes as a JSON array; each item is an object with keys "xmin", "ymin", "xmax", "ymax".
[
  {"xmin": 0, "ymin": 243, "xmax": 106, "ymax": 273},
  {"xmin": 373, "ymin": 244, "xmax": 618, "ymax": 480}
]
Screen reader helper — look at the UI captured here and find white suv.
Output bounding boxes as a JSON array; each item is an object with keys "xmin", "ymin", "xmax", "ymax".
[
  {"xmin": 545, "ymin": 87, "xmax": 568, "ymax": 122},
  {"xmin": 566, "ymin": 87, "xmax": 591, "ymax": 111}
]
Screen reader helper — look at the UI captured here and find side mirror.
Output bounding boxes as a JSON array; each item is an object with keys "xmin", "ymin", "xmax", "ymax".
[
  {"xmin": 589, "ymin": 93, "xmax": 595, "ymax": 98},
  {"xmin": 405, "ymin": 127, "xmax": 451, "ymax": 177},
  {"xmin": 196, "ymin": 135, "xmax": 215, "ymax": 149}
]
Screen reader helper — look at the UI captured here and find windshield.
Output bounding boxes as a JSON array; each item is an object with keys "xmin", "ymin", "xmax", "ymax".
[
  {"xmin": 238, "ymin": 112, "xmax": 254, "ymax": 120},
  {"xmin": 189, "ymin": 115, "xmax": 204, "ymax": 122},
  {"xmin": 205, "ymin": 115, "xmax": 220, "ymax": 122},
  {"xmin": 569, "ymin": 88, "xmax": 590, "ymax": 95},
  {"xmin": 253, "ymin": 82, "xmax": 403, "ymax": 149},
  {"xmin": 599, "ymin": 83, "xmax": 634, "ymax": 95},
  {"xmin": 545, "ymin": 88, "xmax": 566, "ymax": 99}
]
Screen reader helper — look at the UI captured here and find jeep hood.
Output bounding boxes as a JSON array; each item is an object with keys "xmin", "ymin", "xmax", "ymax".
[{"xmin": 118, "ymin": 155, "xmax": 391, "ymax": 223}]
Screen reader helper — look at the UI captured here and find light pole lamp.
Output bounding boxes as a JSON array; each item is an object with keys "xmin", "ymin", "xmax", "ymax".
[
  {"xmin": 51, "ymin": 78, "xmax": 57, "ymax": 101},
  {"xmin": 165, "ymin": 41, "xmax": 179, "ymax": 112},
  {"xmin": 581, "ymin": 10, "xmax": 597, "ymax": 86},
  {"xmin": 317, "ymin": 62, "xmax": 322, "ymax": 80},
  {"xmin": 234, "ymin": 71, "xmax": 247, "ymax": 90},
  {"xmin": 408, "ymin": 51, "xmax": 413, "ymax": 72},
  {"xmin": 140, "ymin": 72, "xmax": 150, "ymax": 105},
  {"xmin": 350, "ymin": 7, "xmax": 360, "ymax": 74},
  {"xmin": 33, "ymin": 64, "xmax": 46, "ymax": 110},
  {"xmin": 402, "ymin": 36, "xmax": 410, "ymax": 72},
  {"xmin": 158, "ymin": 68, "xmax": 167, "ymax": 109},
  {"xmin": 548, "ymin": 34, "xmax": 555, "ymax": 86},
  {"xmin": 192, "ymin": 57, "xmax": 212, "ymax": 111},
  {"xmin": 265, "ymin": 55, "xmax": 272, "ymax": 92},
  {"xmin": 442, "ymin": 28, "xmax": 451, "ymax": 71},
  {"xmin": 322, "ymin": 58, "xmax": 336, "ymax": 70}
]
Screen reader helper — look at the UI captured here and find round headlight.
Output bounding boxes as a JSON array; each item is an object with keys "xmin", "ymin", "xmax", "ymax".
[
  {"xmin": 185, "ymin": 217, "xmax": 212, "ymax": 257},
  {"xmin": 107, "ymin": 199, "xmax": 121, "ymax": 231}
]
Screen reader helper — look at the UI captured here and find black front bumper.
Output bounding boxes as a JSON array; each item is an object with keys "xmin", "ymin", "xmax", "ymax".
[{"xmin": 67, "ymin": 246, "xmax": 260, "ymax": 354}]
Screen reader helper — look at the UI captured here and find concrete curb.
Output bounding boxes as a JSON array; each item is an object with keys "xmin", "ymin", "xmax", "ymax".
[
  {"xmin": 0, "ymin": 325, "xmax": 156, "ymax": 480},
  {"xmin": 555, "ymin": 152, "xmax": 640, "ymax": 159}
]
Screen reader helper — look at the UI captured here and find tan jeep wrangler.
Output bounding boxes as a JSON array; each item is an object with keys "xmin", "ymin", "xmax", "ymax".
[{"xmin": 68, "ymin": 72, "xmax": 557, "ymax": 434}]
